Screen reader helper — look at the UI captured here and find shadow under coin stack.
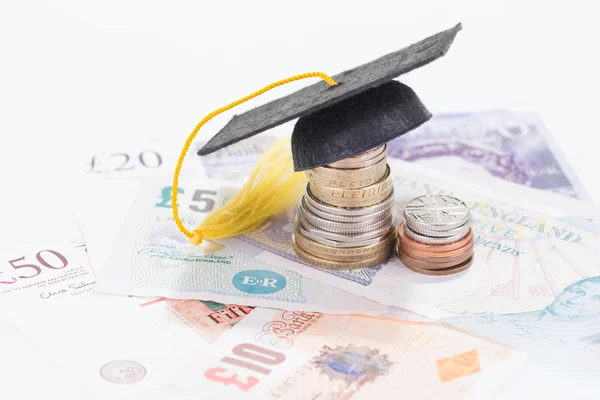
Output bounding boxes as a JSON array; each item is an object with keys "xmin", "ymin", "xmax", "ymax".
[
  {"xmin": 292, "ymin": 145, "xmax": 396, "ymax": 270},
  {"xmin": 396, "ymin": 195, "xmax": 474, "ymax": 275}
]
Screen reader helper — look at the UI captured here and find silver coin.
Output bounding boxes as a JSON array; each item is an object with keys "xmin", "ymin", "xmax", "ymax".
[
  {"xmin": 403, "ymin": 224, "xmax": 469, "ymax": 244},
  {"xmin": 406, "ymin": 215, "xmax": 472, "ymax": 238},
  {"xmin": 294, "ymin": 217, "xmax": 393, "ymax": 248},
  {"xmin": 328, "ymin": 145, "xmax": 386, "ymax": 169},
  {"xmin": 403, "ymin": 195, "xmax": 471, "ymax": 232},
  {"xmin": 302, "ymin": 196, "xmax": 392, "ymax": 223},
  {"xmin": 305, "ymin": 186, "xmax": 395, "ymax": 216},
  {"xmin": 297, "ymin": 213, "xmax": 393, "ymax": 243},
  {"xmin": 299, "ymin": 205, "xmax": 393, "ymax": 234},
  {"xmin": 100, "ymin": 360, "xmax": 147, "ymax": 384}
]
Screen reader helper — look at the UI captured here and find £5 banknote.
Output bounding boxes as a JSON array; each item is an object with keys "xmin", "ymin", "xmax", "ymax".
[{"xmin": 92, "ymin": 178, "xmax": 389, "ymax": 315}]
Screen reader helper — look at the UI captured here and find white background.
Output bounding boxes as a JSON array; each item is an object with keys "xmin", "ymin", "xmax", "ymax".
[
  {"xmin": 1, "ymin": 0, "xmax": 599, "ymax": 249},
  {"xmin": 0, "ymin": 2, "xmax": 599, "ymax": 398}
]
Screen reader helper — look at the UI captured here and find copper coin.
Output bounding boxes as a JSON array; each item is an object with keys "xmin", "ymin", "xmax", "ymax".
[
  {"xmin": 396, "ymin": 222, "xmax": 474, "ymax": 252},
  {"xmin": 401, "ymin": 255, "xmax": 474, "ymax": 276},
  {"xmin": 400, "ymin": 244, "xmax": 473, "ymax": 266},
  {"xmin": 396, "ymin": 248, "xmax": 473, "ymax": 270},
  {"xmin": 399, "ymin": 237, "xmax": 474, "ymax": 259}
]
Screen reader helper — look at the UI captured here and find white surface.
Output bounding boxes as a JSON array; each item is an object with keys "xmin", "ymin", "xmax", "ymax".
[{"xmin": 1, "ymin": 1, "xmax": 599, "ymax": 399}]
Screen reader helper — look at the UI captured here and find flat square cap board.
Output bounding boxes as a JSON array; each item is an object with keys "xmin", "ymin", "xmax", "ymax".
[{"xmin": 197, "ymin": 23, "xmax": 462, "ymax": 171}]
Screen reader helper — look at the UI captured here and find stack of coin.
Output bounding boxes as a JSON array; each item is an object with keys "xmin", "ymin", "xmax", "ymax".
[
  {"xmin": 396, "ymin": 194, "xmax": 474, "ymax": 275},
  {"xmin": 292, "ymin": 145, "xmax": 395, "ymax": 270}
]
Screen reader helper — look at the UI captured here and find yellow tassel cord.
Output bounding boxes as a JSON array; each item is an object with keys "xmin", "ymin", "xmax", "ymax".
[{"xmin": 172, "ymin": 72, "xmax": 338, "ymax": 245}]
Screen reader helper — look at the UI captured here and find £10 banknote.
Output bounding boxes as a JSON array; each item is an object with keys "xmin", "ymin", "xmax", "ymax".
[{"xmin": 162, "ymin": 307, "xmax": 529, "ymax": 400}]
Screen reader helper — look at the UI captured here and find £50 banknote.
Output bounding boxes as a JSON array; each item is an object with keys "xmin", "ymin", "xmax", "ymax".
[{"xmin": 0, "ymin": 232, "xmax": 226, "ymax": 400}]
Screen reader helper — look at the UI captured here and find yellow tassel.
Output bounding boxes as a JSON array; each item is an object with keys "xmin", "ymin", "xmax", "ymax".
[
  {"xmin": 191, "ymin": 136, "xmax": 307, "ymax": 244},
  {"xmin": 172, "ymin": 72, "xmax": 337, "ymax": 245}
]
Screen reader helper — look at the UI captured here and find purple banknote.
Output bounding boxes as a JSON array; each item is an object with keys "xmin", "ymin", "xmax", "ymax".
[
  {"xmin": 197, "ymin": 112, "xmax": 588, "ymax": 200},
  {"xmin": 387, "ymin": 111, "xmax": 590, "ymax": 200}
]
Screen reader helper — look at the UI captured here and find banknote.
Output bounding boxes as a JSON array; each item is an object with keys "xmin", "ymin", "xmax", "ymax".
[
  {"xmin": 61, "ymin": 144, "xmax": 262, "ymax": 340},
  {"xmin": 227, "ymin": 159, "xmax": 600, "ymax": 326},
  {"xmin": 0, "ymin": 233, "xmax": 223, "ymax": 399},
  {"xmin": 61, "ymin": 137, "xmax": 183, "ymax": 276},
  {"xmin": 93, "ymin": 177, "xmax": 389, "ymax": 315},
  {"xmin": 196, "ymin": 112, "xmax": 585, "ymax": 200},
  {"xmin": 195, "ymin": 135, "xmax": 278, "ymax": 181},
  {"xmin": 440, "ymin": 214, "xmax": 600, "ymax": 369},
  {"xmin": 387, "ymin": 111, "xmax": 590, "ymax": 200},
  {"xmin": 63, "ymin": 111, "xmax": 587, "ymax": 199},
  {"xmin": 61, "ymin": 134, "xmax": 279, "ymax": 182},
  {"xmin": 164, "ymin": 299, "xmax": 256, "ymax": 343},
  {"xmin": 164, "ymin": 307, "xmax": 528, "ymax": 400},
  {"xmin": 64, "ymin": 135, "xmax": 387, "ymax": 314},
  {"xmin": 62, "ymin": 135, "xmax": 280, "ymax": 276}
]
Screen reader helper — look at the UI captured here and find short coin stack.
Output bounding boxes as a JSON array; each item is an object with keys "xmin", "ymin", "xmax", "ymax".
[
  {"xmin": 396, "ymin": 194, "xmax": 474, "ymax": 275},
  {"xmin": 292, "ymin": 145, "xmax": 396, "ymax": 270}
]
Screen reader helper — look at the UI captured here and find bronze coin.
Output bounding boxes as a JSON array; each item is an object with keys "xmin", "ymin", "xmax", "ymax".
[
  {"xmin": 396, "ymin": 248, "xmax": 473, "ymax": 270},
  {"xmin": 396, "ymin": 222, "xmax": 474, "ymax": 252},
  {"xmin": 399, "ymin": 238, "xmax": 474, "ymax": 259},
  {"xmin": 400, "ymin": 244, "xmax": 473, "ymax": 266},
  {"xmin": 401, "ymin": 255, "xmax": 474, "ymax": 276}
]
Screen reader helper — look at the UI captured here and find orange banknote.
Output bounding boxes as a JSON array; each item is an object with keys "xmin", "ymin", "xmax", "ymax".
[{"xmin": 169, "ymin": 308, "xmax": 529, "ymax": 399}]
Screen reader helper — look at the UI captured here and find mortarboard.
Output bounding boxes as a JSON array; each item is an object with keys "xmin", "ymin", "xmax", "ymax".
[
  {"xmin": 172, "ymin": 23, "xmax": 462, "ymax": 245},
  {"xmin": 198, "ymin": 23, "xmax": 462, "ymax": 171}
]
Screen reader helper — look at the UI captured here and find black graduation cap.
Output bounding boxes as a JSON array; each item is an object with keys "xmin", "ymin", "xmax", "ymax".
[{"xmin": 197, "ymin": 23, "xmax": 461, "ymax": 171}]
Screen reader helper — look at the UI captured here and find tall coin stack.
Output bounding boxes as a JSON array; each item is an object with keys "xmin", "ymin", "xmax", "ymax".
[
  {"xmin": 396, "ymin": 195, "xmax": 475, "ymax": 275},
  {"xmin": 292, "ymin": 144, "xmax": 396, "ymax": 270}
]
